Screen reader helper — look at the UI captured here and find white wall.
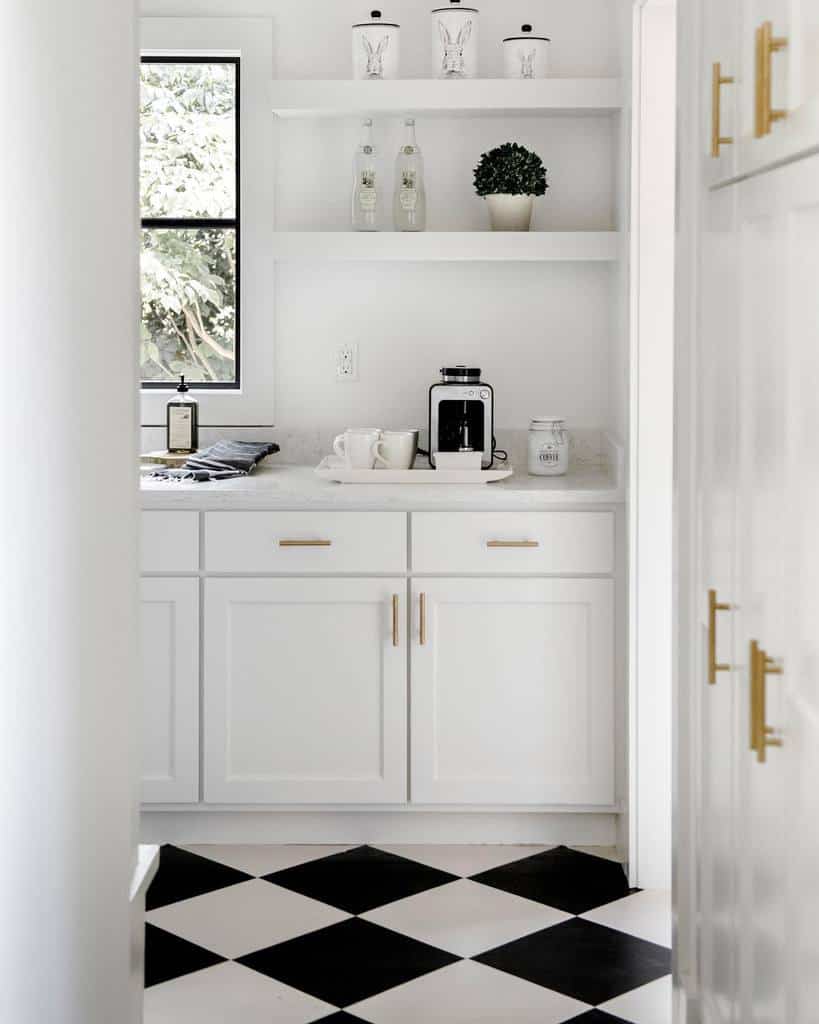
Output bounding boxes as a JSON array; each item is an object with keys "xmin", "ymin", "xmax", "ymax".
[{"xmin": 139, "ymin": 0, "xmax": 628, "ymax": 443}]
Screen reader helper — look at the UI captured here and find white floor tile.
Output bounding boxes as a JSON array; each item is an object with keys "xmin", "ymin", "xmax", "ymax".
[
  {"xmin": 349, "ymin": 959, "xmax": 590, "ymax": 1024},
  {"xmin": 375, "ymin": 844, "xmax": 551, "ymax": 877},
  {"xmin": 580, "ymin": 889, "xmax": 671, "ymax": 947},
  {"xmin": 144, "ymin": 961, "xmax": 334, "ymax": 1024},
  {"xmin": 146, "ymin": 878, "xmax": 349, "ymax": 959},
  {"xmin": 361, "ymin": 878, "xmax": 570, "ymax": 958},
  {"xmin": 183, "ymin": 844, "xmax": 353, "ymax": 877},
  {"xmin": 598, "ymin": 975, "xmax": 673, "ymax": 1024}
]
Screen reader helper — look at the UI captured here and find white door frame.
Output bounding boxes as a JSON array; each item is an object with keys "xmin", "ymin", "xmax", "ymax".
[{"xmin": 628, "ymin": 0, "xmax": 676, "ymax": 890}]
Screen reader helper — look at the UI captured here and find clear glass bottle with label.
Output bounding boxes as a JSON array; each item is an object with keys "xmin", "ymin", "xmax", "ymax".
[
  {"xmin": 393, "ymin": 119, "xmax": 427, "ymax": 232},
  {"xmin": 166, "ymin": 375, "xmax": 199, "ymax": 455},
  {"xmin": 352, "ymin": 119, "xmax": 381, "ymax": 231},
  {"xmin": 527, "ymin": 417, "xmax": 569, "ymax": 476}
]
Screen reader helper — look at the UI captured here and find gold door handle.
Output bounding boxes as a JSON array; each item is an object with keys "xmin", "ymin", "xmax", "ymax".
[
  {"xmin": 750, "ymin": 640, "xmax": 784, "ymax": 762},
  {"xmin": 278, "ymin": 539, "xmax": 332, "ymax": 547},
  {"xmin": 755, "ymin": 21, "xmax": 788, "ymax": 137},
  {"xmin": 711, "ymin": 62, "xmax": 735, "ymax": 157},
  {"xmin": 419, "ymin": 592, "xmax": 426, "ymax": 646},
  {"xmin": 708, "ymin": 589, "xmax": 731, "ymax": 684},
  {"xmin": 392, "ymin": 594, "xmax": 399, "ymax": 647},
  {"xmin": 486, "ymin": 540, "xmax": 540, "ymax": 549}
]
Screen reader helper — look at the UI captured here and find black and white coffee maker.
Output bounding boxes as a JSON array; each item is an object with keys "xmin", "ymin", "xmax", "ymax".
[{"xmin": 428, "ymin": 366, "xmax": 496, "ymax": 469}]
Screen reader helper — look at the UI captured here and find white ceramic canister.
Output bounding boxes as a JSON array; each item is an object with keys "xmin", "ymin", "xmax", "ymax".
[
  {"xmin": 503, "ymin": 24, "xmax": 550, "ymax": 79},
  {"xmin": 432, "ymin": 1, "xmax": 479, "ymax": 79},
  {"xmin": 528, "ymin": 417, "xmax": 569, "ymax": 476},
  {"xmin": 352, "ymin": 10, "xmax": 401, "ymax": 80}
]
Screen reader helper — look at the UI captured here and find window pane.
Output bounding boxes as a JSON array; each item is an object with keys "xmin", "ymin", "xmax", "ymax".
[
  {"xmin": 141, "ymin": 228, "xmax": 237, "ymax": 384},
  {"xmin": 140, "ymin": 62, "xmax": 236, "ymax": 219}
]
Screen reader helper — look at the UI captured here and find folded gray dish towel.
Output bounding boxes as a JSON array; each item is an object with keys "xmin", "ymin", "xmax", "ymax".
[{"xmin": 147, "ymin": 440, "xmax": 280, "ymax": 482}]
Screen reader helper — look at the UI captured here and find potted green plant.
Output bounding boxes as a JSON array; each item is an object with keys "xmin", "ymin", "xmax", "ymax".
[{"xmin": 473, "ymin": 142, "xmax": 548, "ymax": 231}]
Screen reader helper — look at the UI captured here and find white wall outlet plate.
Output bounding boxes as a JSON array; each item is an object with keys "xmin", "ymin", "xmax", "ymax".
[{"xmin": 336, "ymin": 343, "xmax": 359, "ymax": 382}]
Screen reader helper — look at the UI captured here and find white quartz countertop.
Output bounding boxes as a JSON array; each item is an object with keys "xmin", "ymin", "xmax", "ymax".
[{"xmin": 140, "ymin": 463, "xmax": 624, "ymax": 511}]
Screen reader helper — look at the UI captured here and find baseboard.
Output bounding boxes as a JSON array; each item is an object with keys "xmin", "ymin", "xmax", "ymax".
[{"xmin": 141, "ymin": 810, "xmax": 618, "ymax": 846}]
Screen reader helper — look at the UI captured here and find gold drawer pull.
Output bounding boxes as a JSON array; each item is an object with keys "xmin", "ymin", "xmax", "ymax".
[
  {"xmin": 711, "ymin": 62, "xmax": 735, "ymax": 157},
  {"xmin": 278, "ymin": 539, "xmax": 332, "ymax": 547},
  {"xmin": 708, "ymin": 589, "xmax": 731, "ymax": 684},
  {"xmin": 392, "ymin": 595, "xmax": 399, "ymax": 647},
  {"xmin": 755, "ymin": 21, "xmax": 788, "ymax": 137},
  {"xmin": 419, "ymin": 592, "xmax": 426, "ymax": 646},
  {"xmin": 486, "ymin": 540, "xmax": 540, "ymax": 549},
  {"xmin": 750, "ymin": 640, "xmax": 784, "ymax": 762}
]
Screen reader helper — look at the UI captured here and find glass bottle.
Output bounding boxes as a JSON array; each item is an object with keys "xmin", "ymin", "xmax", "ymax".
[
  {"xmin": 393, "ymin": 119, "xmax": 427, "ymax": 232},
  {"xmin": 352, "ymin": 119, "xmax": 381, "ymax": 231},
  {"xmin": 166, "ymin": 375, "xmax": 199, "ymax": 454}
]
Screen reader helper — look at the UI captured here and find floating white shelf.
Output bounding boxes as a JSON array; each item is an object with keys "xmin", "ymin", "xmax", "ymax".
[
  {"xmin": 270, "ymin": 78, "xmax": 623, "ymax": 119},
  {"xmin": 272, "ymin": 232, "xmax": 620, "ymax": 262}
]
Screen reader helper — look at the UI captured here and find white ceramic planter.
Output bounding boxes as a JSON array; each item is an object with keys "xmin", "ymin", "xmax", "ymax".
[
  {"xmin": 486, "ymin": 194, "xmax": 535, "ymax": 231},
  {"xmin": 352, "ymin": 12, "xmax": 401, "ymax": 80}
]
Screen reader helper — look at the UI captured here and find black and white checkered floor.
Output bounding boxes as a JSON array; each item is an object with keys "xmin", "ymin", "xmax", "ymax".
[{"xmin": 144, "ymin": 844, "xmax": 671, "ymax": 1024}]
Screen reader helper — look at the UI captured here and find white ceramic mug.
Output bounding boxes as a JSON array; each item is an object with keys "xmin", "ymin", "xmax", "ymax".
[
  {"xmin": 373, "ymin": 430, "xmax": 419, "ymax": 470},
  {"xmin": 333, "ymin": 428, "xmax": 382, "ymax": 470}
]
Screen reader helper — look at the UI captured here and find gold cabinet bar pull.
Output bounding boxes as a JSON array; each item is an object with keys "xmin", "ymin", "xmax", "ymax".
[
  {"xmin": 419, "ymin": 592, "xmax": 426, "ymax": 646},
  {"xmin": 392, "ymin": 595, "xmax": 399, "ymax": 648},
  {"xmin": 278, "ymin": 539, "xmax": 332, "ymax": 547},
  {"xmin": 708, "ymin": 589, "xmax": 731, "ymax": 684},
  {"xmin": 755, "ymin": 21, "xmax": 788, "ymax": 137},
  {"xmin": 750, "ymin": 640, "xmax": 784, "ymax": 762},
  {"xmin": 711, "ymin": 62, "xmax": 735, "ymax": 157},
  {"xmin": 486, "ymin": 540, "xmax": 540, "ymax": 549}
]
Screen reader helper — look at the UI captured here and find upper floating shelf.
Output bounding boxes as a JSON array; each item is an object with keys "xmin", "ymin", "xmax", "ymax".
[{"xmin": 270, "ymin": 78, "xmax": 623, "ymax": 119}]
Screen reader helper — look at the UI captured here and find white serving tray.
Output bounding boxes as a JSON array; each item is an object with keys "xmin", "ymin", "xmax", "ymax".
[{"xmin": 315, "ymin": 456, "xmax": 514, "ymax": 485}]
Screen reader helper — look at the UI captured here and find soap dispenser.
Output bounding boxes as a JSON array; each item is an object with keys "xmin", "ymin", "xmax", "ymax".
[{"xmin": 166, "ymin": 375, "xmax": 199, "ymax": 454}]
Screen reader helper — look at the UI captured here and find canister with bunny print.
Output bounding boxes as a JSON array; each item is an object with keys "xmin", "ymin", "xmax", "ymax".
[
  {"xmin": 503, "ymin": 25, "xmax": 550, "ymax": 79},
  {"xmin": 352, "ymin": 11, "xmax": 400, "ymax": 80},
  {"xmin": 432, "ymin": 1, "xmax": 479, "ymax": 79}
]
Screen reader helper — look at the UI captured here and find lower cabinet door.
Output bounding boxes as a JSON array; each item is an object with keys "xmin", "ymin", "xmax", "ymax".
[
  {"xmin": 204, "ymin": 578, "xmax": 407, "ymax": 804},
  {"xmin": 140, "ymin": 578, "xmax": 200, "ymax": 803},
  {"xmin": 411, "ymin": 578, "xmax": 615, "ymax": 805}
]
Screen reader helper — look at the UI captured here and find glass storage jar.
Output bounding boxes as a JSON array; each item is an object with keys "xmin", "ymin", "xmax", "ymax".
[{"xmin": 528, "ymin": 417, "xmax": 569, "ymax": 476}]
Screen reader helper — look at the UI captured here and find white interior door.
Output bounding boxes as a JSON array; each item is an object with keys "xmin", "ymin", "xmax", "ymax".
[
  {"xmin": 140, "ymin": 578, "xmax": 199, "ymax": 804},
  {"xmin": 410, "ymin": 578, "xmax": 614, "ymax": 806},
  {"xmin": 204, "ymin": 578, "xmax": 407, "ymax": 804}
]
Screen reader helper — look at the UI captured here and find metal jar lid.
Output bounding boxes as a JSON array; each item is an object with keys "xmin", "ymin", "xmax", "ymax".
[
  {"xmin": 353, "ymin": 10, "xmax": 400, "ymax": 28},
  {"xmin": 504, "ymin": 24, "xmax": 550, "ymax": 42}
]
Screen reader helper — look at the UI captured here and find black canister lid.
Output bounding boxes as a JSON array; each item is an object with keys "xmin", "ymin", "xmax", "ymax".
[
  {"xmin": 503, "ymin": 25, "xmax": 550, "ymax": 41},
  {"xmin": 353, "ymin": 10, "xmax": 400, "ymax": 27}
]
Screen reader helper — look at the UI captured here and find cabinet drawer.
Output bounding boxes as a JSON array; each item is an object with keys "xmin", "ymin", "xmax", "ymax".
[
  {"xmin": 412, "ymin": 511, "xmax": 614, "ymax": 575},
  {"xmin": 204, "ymin": 511, "xmax": 407, "ymax": 574},
  {"xmin": 141, "ymin": 511, "xmax": 199, "ymax": 573}
]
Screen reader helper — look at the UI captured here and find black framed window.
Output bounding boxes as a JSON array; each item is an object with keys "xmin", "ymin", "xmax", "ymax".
[{"xmin": 139, "ymin": 56, "xmax": 240, "ymax": 389}]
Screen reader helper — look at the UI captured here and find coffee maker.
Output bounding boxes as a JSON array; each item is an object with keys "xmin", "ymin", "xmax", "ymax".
[{"xmin": 428, "ymin": 366, "xmax": 495, "ymax": 469}]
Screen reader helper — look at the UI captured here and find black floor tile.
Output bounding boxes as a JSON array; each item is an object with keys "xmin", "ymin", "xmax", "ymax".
[
  {"xmin": 144, "ymin": 923, "xmax": 226, "ymax": 988},
  {"xmin": 313, "ymin": 1015, "xmax": 370, "ymax": 1023},
  {"xmin": 470, "ymin": 845, "xmax": 635, "ymax": 915},
  {"xmin": 564, "ymin": 1012, "xmax": 636, "ymax": 1024},
  {"xmin": 263, "ymin": 845, "xmax": 458, "ymax": 915},
  {"xmin": 474, "ymin": 917, "xmax": 671, "ymax": 1006},
  {"xmin": 236, "ymin": 917, "xmax": 460, "ymax": 1007},
  {"xmin": 146, "ymin": 844, "xmax": 253, "ymax": 911}
]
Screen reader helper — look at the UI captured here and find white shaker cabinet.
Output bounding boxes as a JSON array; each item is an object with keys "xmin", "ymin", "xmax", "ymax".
[
  {"xmin": 409, "ymin": 578, "xmax": 615, "ymax": 806},
  {"xmin": 140, "ymin": 578, "xmax": 200, "ymax": 803},
  {"xmin": 203, "ymin": 577, "xmax": 408, "ymax": 804}
]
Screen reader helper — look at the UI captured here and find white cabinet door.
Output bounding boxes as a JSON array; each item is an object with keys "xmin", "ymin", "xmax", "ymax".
[
  {"xmin": 204, "ymin": 578, "xmax": 407, "ymax": 804},
  {"xmin": 140, "ymin": 578, "xmax": 199, "ymax": 804},
  {"xmin": 410, "ymin": 579, "xmax": 614, "ymax": 806},
  {"xmin": 737, "ymin": 0, "xmax": 819, "ymax": 176},
  {"xmin": 694, "ymin": 185, "xmax": 742, "ymax": 1024}
]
